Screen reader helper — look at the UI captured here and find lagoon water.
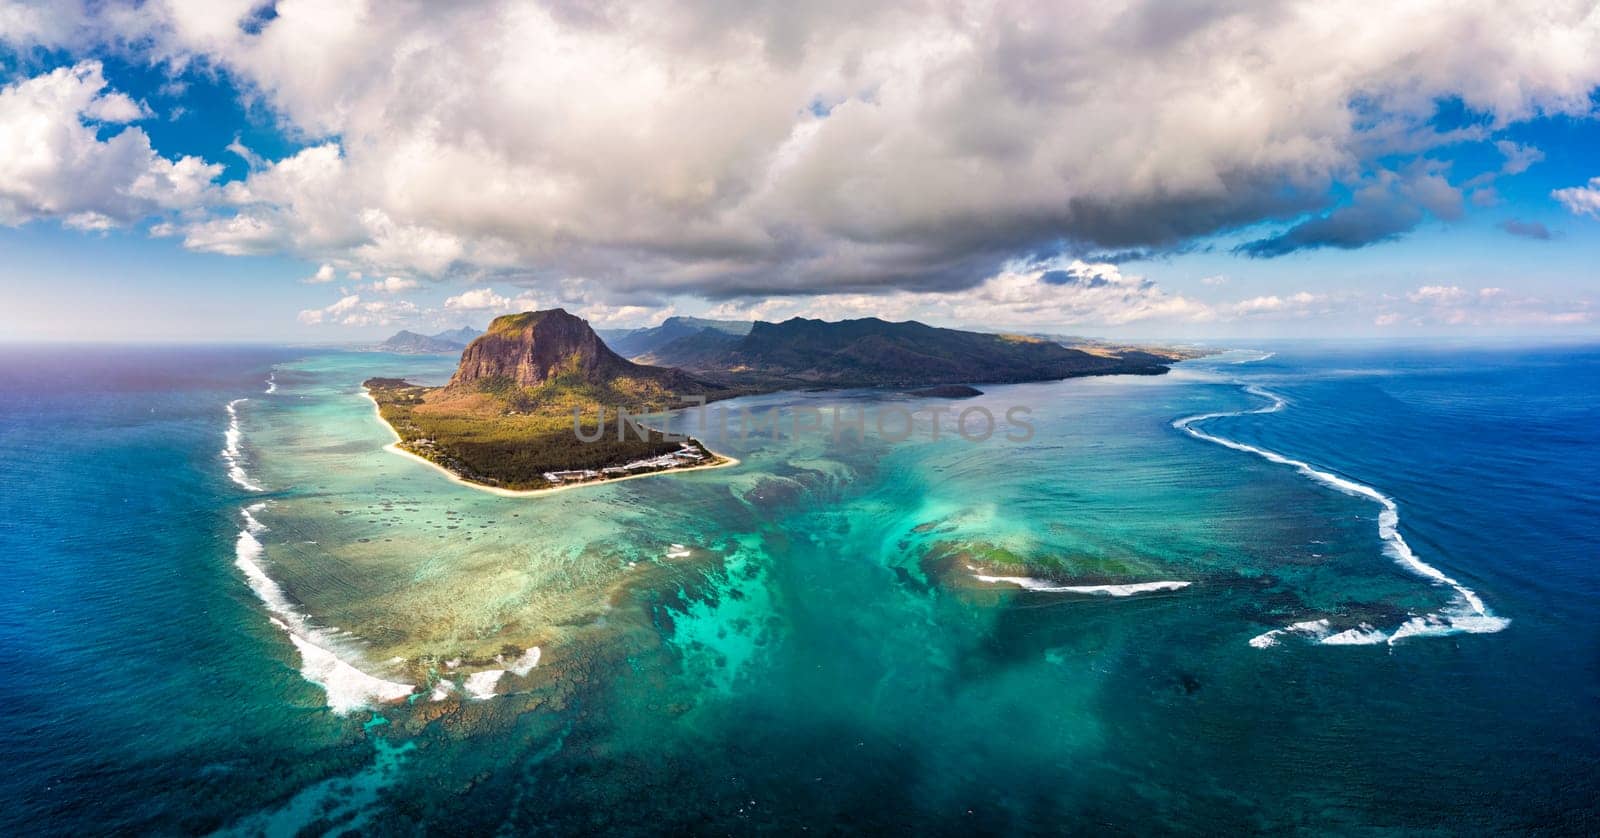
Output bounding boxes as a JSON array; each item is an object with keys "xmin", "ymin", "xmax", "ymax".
[{"xmin": 2, "ymin": 342, "xmax": 1597, "ymax": 833}]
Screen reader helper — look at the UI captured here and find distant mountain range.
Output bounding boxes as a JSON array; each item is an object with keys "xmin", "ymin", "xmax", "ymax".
[
  {"xmin": 378, "ymin": 326, "xmax": 483, "ymax": 354},
  {"xmin": 383, "ymin": 311, "xmax": 1189, "ymax": 387},
  {"xmin": 597, "ymin": 316, "xmax": 751, "ymax": 360}
]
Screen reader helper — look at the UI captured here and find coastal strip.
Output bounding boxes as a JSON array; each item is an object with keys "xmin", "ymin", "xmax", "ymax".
[
  {"xmin": 362, "ymin": 390, "xmax": 738, "ymax": 498},
  {"xmin": 1174, "ymin": 384, "xmax": 1509, "ymax": 647}
]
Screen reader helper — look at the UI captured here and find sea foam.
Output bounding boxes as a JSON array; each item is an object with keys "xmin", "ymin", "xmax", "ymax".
[
  {"xmin": 264, "ymin": 372, "xmax": 277, "ymax": 394},
  {"xmin": 234, "ymin": 505, "xmax": 414, "ymax": 713},
  {"xmin": 1174, "ymin": 385, "xmax": 1509, "ymax": 648},
  {"xmin": 970, "ymin": 571, "xmax": 1191, "ymax": 596},
  {"xmin": 222, "ymin": 398, "xmax": 264, "ymax": 492},
  {"xmin": 463, "ymin": 670, "xmax": 504, "ymax": 699}
]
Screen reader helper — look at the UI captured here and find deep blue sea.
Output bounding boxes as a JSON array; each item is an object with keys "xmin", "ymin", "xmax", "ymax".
[{"xmin": 0, "ymin": 342, "xmax": 1596, "ymax": 834}]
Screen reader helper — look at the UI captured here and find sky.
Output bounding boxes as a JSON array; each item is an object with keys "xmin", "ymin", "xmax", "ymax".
[{"xmin": 1, "ymin": 1, "xmax": 1598, "ymax": 343}]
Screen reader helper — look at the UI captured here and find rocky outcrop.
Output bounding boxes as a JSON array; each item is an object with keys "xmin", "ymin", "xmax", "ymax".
[{"xmin": 447, "ymin": 308, "xmax": 703, "ymax": 393}]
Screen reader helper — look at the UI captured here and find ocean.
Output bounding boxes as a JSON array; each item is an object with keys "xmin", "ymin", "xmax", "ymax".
[{"xmin": 1, "ymin": 342, "xmax": 1596, "ymax": 834}]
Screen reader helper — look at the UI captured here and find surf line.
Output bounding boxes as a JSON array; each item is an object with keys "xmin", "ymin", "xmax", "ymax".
[
  {"xmin": 968, "ymin": 569, "xmax": 1190, "ymax": 596},
  {"xmin": 1173, "ymin": 384, "xmax": 1508, "ymax": 647},
  {"xmin": 223, "ymin": 398, "xmax": 265, "ymax": 492},
  {"xmin": 234, "ymin": 504, "xmax": 416, "ymax": 714}
]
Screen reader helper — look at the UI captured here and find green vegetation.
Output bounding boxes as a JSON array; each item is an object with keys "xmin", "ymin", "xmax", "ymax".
[{"xmin": 365, "ymin": 377, "xmax": 721, "ymax": 491}]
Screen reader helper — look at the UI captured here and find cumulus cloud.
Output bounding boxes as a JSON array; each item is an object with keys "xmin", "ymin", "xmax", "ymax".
[
  {"xmin": 443, "ymin": 288, "xmax": 511, "ymax": 311},
  {"xmin": 298, "ymin": 293, "xmax": 419, "ymax": 327},
  {"xmin": 5, "ymin": 0, "xmax": 1596, "ymax": 300},
  {"xmin": 0, "ymin": 61, "xmax": 220, "ymax": 227},
  {"xmin": 1552, "ymin": 177, "xmax": 1600, "ymax": 218},
  {"xmin": 302, "ymin": 263, "xmax": 337, "ymax": 283},
  {"xmin": 442, "ymin": 287, "xmax": 539, "ymax": 313},
  {"xmin": 367, "ymin": 275, "xmax": 419, "ymax": 294}
]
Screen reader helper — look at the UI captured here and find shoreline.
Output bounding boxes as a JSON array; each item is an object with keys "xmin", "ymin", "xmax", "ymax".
[{"xmin": 362, "ymin": 390, "xmax": 739, "ymax": 498}]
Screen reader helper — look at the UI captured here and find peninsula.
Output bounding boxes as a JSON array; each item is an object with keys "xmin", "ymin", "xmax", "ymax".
[
  {"xmin": 366, "ymin": 309, "xmax": 734, "ymax": 493},
  {"xmin": 368, "ymin": 308, "xmax": 1202, "ymax": 493}
]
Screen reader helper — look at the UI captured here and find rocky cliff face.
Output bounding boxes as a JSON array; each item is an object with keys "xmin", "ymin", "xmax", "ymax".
[{"xmin": 447, "ymin": 308, "xmax": 701, "ymax": 392}]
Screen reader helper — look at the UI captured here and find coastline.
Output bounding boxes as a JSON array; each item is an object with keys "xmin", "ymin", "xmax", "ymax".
[{"xmin": 362, "ymin": 390, "xmax": 738, "ymax": 498}]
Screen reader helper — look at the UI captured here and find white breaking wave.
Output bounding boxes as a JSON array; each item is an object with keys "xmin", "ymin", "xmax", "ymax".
[
  {"xmin": 970, "ymin": 570, "xmax": 1191, "ymax": 596},
  {"xmin": 222, "ymin": 399, "xmax": 264, "ymax": 492},
  {"xmin": 506, "ymin": 646, "xmax": 542, "ymax": 676},
  {"xmin": 1232, "ymin": 351, "xmax": 1276, "ymax": 364},
  {"xmin": 463, "ymin": 670, "xmax": 504, "ymax": 699},
  {"xmin": 1248, "ymin": 619, "xmax": 1332, "ymax": 648},
  {"xmin": 1174, "ymin": 385, "xmax": 1509, "ymax": 648},
  {"xmin": 264, "ymin": 372, "xmax": 277, "ymax": 394},
  {"xmin": 235, "ymin": 505, "xmax": 414, "ymax": 713},
  {"xmin": 460, "ymin": 646, "xmax": 542, "ymax": 700},
  {"xmin": 1322, "ymin": 624, "xmax": 1391, "ymax": 645}
]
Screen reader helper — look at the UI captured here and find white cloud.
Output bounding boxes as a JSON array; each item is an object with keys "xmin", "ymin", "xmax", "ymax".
[
  {"xmin": 1222, "ymin": 292, "xmax": 1335, "ymax": 319},
  {"xmin": 10, "ymin": 1, "xmax": 1596, "ymax": 299},
  {"xmin": 1200, "ymin": 275, "xmax": 1228, "ymax": 286},
  {"xmin": 0, "ymin": 61, "xmax": 220, "ymax": 227},
  {"xmin": 443, "ymin": 288, "xmax": 511, "ymax": 312},
  {"xmin": 442, "ymin": 287, "xmax": 540, "ymax": 314},
  {"xmin": 297, "ymin": 293, "xmax": 359, "ymax": 325},
  {"xmin": 1399, "ymin": 284, "xmax": 1591, "ymax": 326},
  {"xmin": 298, "ymin": 293, "xmax": 419, "ymax": 327},
  {"xmin": 367, "ymin": 275, "xmax": 419, "ymax": 294},
  {"xmin": 302, "ymin": 263, "xmax": 337, "ymax": 284},
  {"xmin": 1552, "ymin": 177, "xmax": 1600, "ymax": 218},
  {"xmin": 707, "ymin": 259, "xmax": 1216, "ymax": 329},
  {"xmin": 1407, "ymin": 285, "xmax": 1472, "ymax": 305}
]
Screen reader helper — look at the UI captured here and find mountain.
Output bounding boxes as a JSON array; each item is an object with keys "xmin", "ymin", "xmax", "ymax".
[
  {"xmin": 447, "ymin": 309, "xmax": 708, "ymax": 397},
  {"xmin": 430, "ymin": 326, "xmax": 482, "ymax": 345},
  {"xmin": 666, "ymin": 316, "xmax": 1172, "ymax": 387},
  {"xmin": 379, "ymin": 326, "xmax": 483, "ymax": 354},
  {"xmin": 633, "ymin": 327, "xmax": 745, "ymax": 368},
  {"xmin": 602, "ymin": 316, "xmax": 752, "ymax": 359}
]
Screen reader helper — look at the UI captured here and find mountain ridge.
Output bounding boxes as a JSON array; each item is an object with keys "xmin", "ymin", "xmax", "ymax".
[
  {"xmin": 379, "ymin": 326, "xmax": 483, "ymax": 354},
  {"xmin": 446, "ymin": 309, "xmax": 709, "ymax": 397},
  {"xmin": 637, "ymin": 315, "xmax": 1176, "ymax": 388}
]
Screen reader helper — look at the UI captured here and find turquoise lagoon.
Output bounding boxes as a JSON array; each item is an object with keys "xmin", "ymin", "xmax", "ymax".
[{"xmin": 1, "ymin": 343, "xmax": 1596, "ymax": 833}]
